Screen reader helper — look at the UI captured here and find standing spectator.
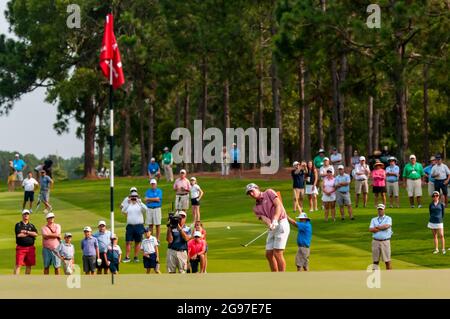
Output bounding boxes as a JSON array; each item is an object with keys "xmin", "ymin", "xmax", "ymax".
[
  {"xmin": 81, "ymin": 226, "xmax": 100, "ymax": 275},
  {"xmin": 120, "ymin": 186, "xmax": 138, "ymax": 211},
  {"xmin": 7, "ymin": 160, "xmax": 16, "ymax": 192},
  {"xmin": 305, "ymin": 161, "xmax": 319, "ymax": 212},
  {"xmin": 369, "ymin": 204, "xmax": 393, "ymax": 270},
  {"xmin": 431, "ymin": 155, "xmax": 450, "ymax": 206},
  {"xmin": 14, "ymin": 210, "xmax": 38, "ymax": 275},
  {"xmin": 230, "ymin": 143, "xmax": 242, "ymax": 178},
  {"xmin": 173, "ymin": 169, "xmax": 191, "ymax": 212},
  {"xmin": 13, "ymin": 154, "xmax": 27, "ymax": 188},
  {"xmin": 188, "ymin": 231, "xmax": 207, "ymax": 273},
  {"xmin": 162, "ymin": 147, "xmax": 174, "ymax": 182},
  {"xmin": 190, "ymin": 177, "xmax": 204, "ymax": 222},
  {"xmin": 403, "ymin": 154, "xmax": 425, "ymax": 208},
  {"xmin": 385, "ymin": 157, "xmax": 400, "ymax": 208},
  {"xmin": 313, "ymin": 149, "xmax": 326, "ymax": 169},
  {"xmin": 56, "ymin": 233, "xmax": 75, "ymax": 275},
  {"xmin": 287, "ymin": 212, "xmax": 312, "ymax": 271},
  {"xmin": 428, "ymin": 191, "xmax": 446, "ymax": 254},
  {"xmin": 372, "ymin": 160, "xmax": 387, "ymax": 207},
  {"xmin": 41, "ymin": 212, "xmax": 61, "ymax": 275},
  {"xmin": 93, "ymin": 220, "xmax": 112, "ymax": 275},
  {"xmin": 220, "ymin": 146, "xmax": 230, "ymax": 176},
  {"xmin": 291, "ymin": 161, "xmax": 306, "ymax": 214},
  {"xmin": 39, "ymin": 169, "xmax": 54, "ymax": 213},
  {"xmin": 319, "ymin": 157, "xmax": 334, "ymax": 179},
  {"xmin": 144, "ymin": 179, "xmax": 163, "ymax": 241},
  {"xmin": 246, "ymin": 183, "xmax": 290, "ymax": 272},
  {"xmin": 106, "ymin": 234, "xmax": 122, "ymax": 274},
  {"xmin": 354, "ymin": 156, "xmax": 370, "ymax": 208},
  {"xmin": 351, "ymin": 150, "xmax": 360, "ymax": 168},
  {"xmin": 147, "ymin": 157, "xmax": 161, "ymax": 181},
  {"xmin": 322, "ymin": 170, "xmax": 336, "ymax": 222},
  {"xmin": 330, "ymin": 147, "xmax": 343, "ymax": 172},
  {"xmin": 335, "ymin": 165, "xmax": 354, "ymax": 220},
  {"xmin": 141, "ymin": 228, "xmax": 160, "ymax": 274},
  {"xmin": 424, "ymin": 156, "xmax": 437, "ymax": 197},
  {"xmin": 22, "ymin": 172, "xmax": 39, "ymax": 212},
  {"xmin": 121, "ymin": 191, "xmax": 147, "ymax": 263},
  {"xmin": 166, "ymin": 211, "xmax": 191, "ymax": 273}
]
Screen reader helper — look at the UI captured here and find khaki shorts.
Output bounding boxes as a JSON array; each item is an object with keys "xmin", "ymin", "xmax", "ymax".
[
  {"xmin": 175, "ymin": 194, "xmax": 189, "ymax": 211},
  {"xmin": 406, "ymin": 179, "xmax": 422, "ymax": 197},
  {"xmin": 336, "ymin": 192, "xmax": 351, "ymax": 206},
  {"xmin": 266, "ymin": 218, "xmax": 290, "ymax": 250},
  {"xmin": 166, "ymin": 248, "xmax": 187, "ymax": 273},
  {"xmin": 146, "ymin": 207, "xmax": 162, "ymax": 225},
  {"xmin": 386, "ymin": 182, "xmax": 399, "ymax": 197},
  {"xmin": 355, "ymin": 180, "xmax": 368, "ymax": 194},
  {"xmin": 372, "ymin": 239, "xmax": 391, "ymax": 263},
  {"xmin": 293, "ymin": 188, "xmax": 305, "ymax": 198},
  {"xmin": 295, "ymin": 247, "xmax": 310, "ymax": 268}
]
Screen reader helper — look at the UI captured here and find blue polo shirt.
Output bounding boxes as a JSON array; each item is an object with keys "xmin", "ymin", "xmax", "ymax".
[
  {"xmin": 386, "ymin": 165, "xmax": 400, "ymax": 183},
  {"xmin": 13, "ymin": 159, "xmax": 26, "ymax": 171},
  {"xmin": 369, "ymin": 215, "xmax": 393, "ymax": 240},
  {"xmin": 296, "ymin": 221, "xmax": 312, "ymax": 248},
  {"xmin": 335, "ymin": 174, "xmax": 350, "ymax": 192},
  {"xmin": 424, "ymin": 165, "xmax": 435, "ymax": 183},
  {"xmin": 230, "ymin": 148, "xmax": 240, "ymax": 161},
  {"xmin": 148, "ymin": 162, "xmax": 160, "ymax": 174},
  {"xmin": 145, "ymin": 188, "xmax": 163, "ymax": 208},
  {"xmin": 81, "ymin": 236, "xmax": 98, "ymax": 256},
  {"xmin": 40, "ymin": 175, "xmax": 52, "ymax": 191},
  {"xmin": 93, "ymin": 230, "xmax": 112, "ymax": 253}
]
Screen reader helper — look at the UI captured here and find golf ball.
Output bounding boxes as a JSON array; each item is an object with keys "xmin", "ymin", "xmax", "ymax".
[{"xmin": 227, "ymin": 226, "xmax": 231, "ymax": 229}]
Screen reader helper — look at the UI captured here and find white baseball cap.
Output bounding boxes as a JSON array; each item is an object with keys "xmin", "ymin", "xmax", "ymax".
[
  {"xmin": 177, "ymin": 211, "xmax": 187, "ymax": 217},
  {"xmin": 359, "ymin": 156, "xmax": 366, "ymax": 161},
  {"xmin": 338, "ymin": 165, "xmax": 344, "ymax": 170},
  {"xmin": 193, "ymin": 231, "xmax": 202, "ymax": 238},
  {"xmin": 130, "ymin": 186, "xmax": 137, "ymax": 192},
  {"xmin": 83, "ymin": 226, "xmax": 92, "ymax": 232},
  {"xmin": 151, "ymin": 157, "xmax": 155, "ymax": 161},
  {"xmin": 190, "ymin": 177, "xmax": 197, "ymax": 181},
  {"xmin": 409, "ymin": 154, "xmax": 416, "ymax": 160},
  {"xmin": 293, "ymin": 161, "xmax": 300, "ymax": 167},
  {"xmin": 377, "ymin": 203, "xmax": 385, "ymax": 210},
  {"xmin": 246, "ymin": 183, "xmax": 259, "ymax": 194},
  {"xmin": 45, "ymin": 212, "xmax": 55, "ymax": 219},
  {"xmin": 22, "ymin": 209, "xmax": 30, "ymax": 215},
  {"xmin": 296, "ymin": 212, "xmax": 310, "ymax": 220},
  {"xmin": 323, "ymin": 157, "xmax": 330, "ymax": 161},
  {"xmin": 180, "ymin": 169, "xmax": 187, "ymax": 174},
  {"xmin": 64, "ymin": 233, "xmax": 72, "ymax": 238},
  {"xmin": 163, "ymin": 147, "xmax": 169, "ymax": 151},
  {"xmin": 98, "ymin": 220, "xmax": 106, "ymax": 226},
  {"xmin": 150, "ymin": 179, "xmax": 157, "ymax": 184}
]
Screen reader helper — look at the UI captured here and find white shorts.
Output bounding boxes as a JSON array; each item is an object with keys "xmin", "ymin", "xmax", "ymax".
[
  {"xmin": 406, "ymin": 179, "xmax": 422, "ymax": 197},
  {"xmin": 305, "ymin": 185, "xmax": 318, "ymax": 195},
  {"xmin": 322, "ymin": 193, "xmax": 336, "ymax": 202},
  {"xmin": 265, "ymin": 218, "xmax": 290, "ymax": 250},
  {"xmin": 146, "ymin": 207, "xmax": 162, "ymax": 225},
  {"xmin": 428, "ymin": 222, "xmax": 443, "ymax": 230}
]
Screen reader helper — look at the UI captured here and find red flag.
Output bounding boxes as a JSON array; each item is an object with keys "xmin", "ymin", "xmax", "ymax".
[{"xmin": 99, "ymin": 14, "xmax": 125, "ymax": 89}]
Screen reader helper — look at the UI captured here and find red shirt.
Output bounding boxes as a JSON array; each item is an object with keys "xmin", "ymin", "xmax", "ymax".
[{"xmin": 188, "ymin": 239, "xmax": 206, "ymax": 259}]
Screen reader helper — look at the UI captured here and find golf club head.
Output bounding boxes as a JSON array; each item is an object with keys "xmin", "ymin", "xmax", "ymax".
[{"xmin": 240, "ymin": 244, "xmax": 247, "ymax": 247}]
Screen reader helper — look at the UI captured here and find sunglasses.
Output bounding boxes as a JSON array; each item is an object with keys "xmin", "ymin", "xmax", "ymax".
[{"xmin": 433, "ymin": 194, "xmax": 439, "ymax": 197}]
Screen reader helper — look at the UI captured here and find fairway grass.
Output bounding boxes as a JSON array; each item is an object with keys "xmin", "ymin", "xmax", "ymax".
[{"xmin": 0, "ymin": 176, "xmax": 448, "ymax": 275}]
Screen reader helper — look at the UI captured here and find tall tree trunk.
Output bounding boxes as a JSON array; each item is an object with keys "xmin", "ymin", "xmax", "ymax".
[
  {"xmin": 147, "ymin": 98, "xmax": 154, "ymax": 161},
  {"xmin": 175, "ymin": 92, "xmax": 181, "ymax": 129},
  {"xmin": 373, "ymin": 108, "xmax": 380, "ymax": 151},
  {"xmin": 368, "ymin": 96, "xmax": 374, "ymax": 156},
  {"xmin": 184, "ymin": 82, "xmax": 190, "ymax": 129},
  {"xmin": 97, "ymin": 105, "xmax": 105, "ymax": 172},
  {"xmin": 331, "ymin": 55, "xmax": 346, "ymax": 163},
  {"xmin": 197, "ymin": 57, "xmax": 208, "ymax": 172},
  {"xmin": 318, "ymin": 98, "xmax": 324, "ymax": 149},
  {"xmin": 423, "ymin": 64, "xmax": 429, "ymax": 161},
  {"xmin": 84, "ymin": 98, "xmax": 96, "ymax": 178},
  {"xmin": 258, "ymin": 22, "xmax": 265, "ymax": 130},
  {"xmin": 270, "ymin": 19, "xmax": 283, "ymax": 169},
  {"xmin": 298, "ymin": 58, "xmax": 305, "ymax": 160},
  {"xmin": 224, "ymin": 79, "xmax": 230, "ymax": 129},
  {"xmin": 138, "ymin": 98, "xmax": 147, "ymax": 176},
  {"xmin": 395, "ymin": 44, "xmax": 409, "ymax": 163},
  {"xmin": 122, "ymin": 110, "xmax": 131, "ymax": 176}
]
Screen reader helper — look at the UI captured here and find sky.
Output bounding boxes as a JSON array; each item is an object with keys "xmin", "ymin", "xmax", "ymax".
[{"xmin": 0, "ymin": 2, "xmax": 84, "ymax": 159}]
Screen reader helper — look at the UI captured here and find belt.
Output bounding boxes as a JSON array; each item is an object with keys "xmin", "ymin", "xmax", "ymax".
[
  {"xmin": 148, "ymin": 206, "xmax": 161, "ymax": 209},
  {"xmin": 373, "ymin": 238, "xmax": 390, "ymax": 241},
  {"xmin": 177, "ymin": 194, "xmax": 188, "ymax": 196},
  {"xmin": 338, "ymin": 191, "xmax": 348, "ymax": 194},
  {"xmin": 169, "ymin": 248, "xmax": 187, "ymax": 252},
  {"xmin": 64, "ymin": 258, "xmax": 72, "ymax": 260}
]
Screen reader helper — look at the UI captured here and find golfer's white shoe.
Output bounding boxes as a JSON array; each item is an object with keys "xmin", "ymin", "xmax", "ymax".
[{"xmin": 433, "ymin": 249, "xmax": 439, "ymax": 254}]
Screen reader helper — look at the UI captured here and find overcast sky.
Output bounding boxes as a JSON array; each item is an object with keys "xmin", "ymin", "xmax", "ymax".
[{"xmin": 0, "ymin": 2, "xmax": 84, "ymax": 159}]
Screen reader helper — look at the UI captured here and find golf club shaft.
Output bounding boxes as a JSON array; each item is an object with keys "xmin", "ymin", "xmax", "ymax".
[{"xmin": 244, "ymin": 229, "xmax": 268, "ymax": 247}]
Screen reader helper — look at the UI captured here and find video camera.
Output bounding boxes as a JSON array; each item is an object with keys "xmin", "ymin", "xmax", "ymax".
[{"xmin": 167, "ymin": 203, "xmax": 180, "ymax": 229}]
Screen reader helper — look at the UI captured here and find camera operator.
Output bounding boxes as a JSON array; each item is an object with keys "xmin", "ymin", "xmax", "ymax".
[{"xmin": 166, "ymin": 210, "xmax": 191, "ymax": 273}]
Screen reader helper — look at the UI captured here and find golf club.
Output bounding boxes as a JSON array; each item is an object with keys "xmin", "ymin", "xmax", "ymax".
[{"xmin": 240, "ymin": 229, "xmax": 268, "ymax": 247}]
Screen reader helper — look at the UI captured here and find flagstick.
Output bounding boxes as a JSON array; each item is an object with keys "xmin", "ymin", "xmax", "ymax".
[{"xmin": 109, "ymin": 58, "xmax": 115, "ymax": 285}]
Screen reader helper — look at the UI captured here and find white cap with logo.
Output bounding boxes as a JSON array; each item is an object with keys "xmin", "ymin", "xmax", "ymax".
[
  {"xmin": 377, "ymin": 203, "xmax": 385, "ymax": 210},
  {"xmin": 150, "ymin": 179, "xmax": 157, "ymax": 184},
  {"xmin": 45, "ymin": 212, "xmax": 55, "ymax": 219}
]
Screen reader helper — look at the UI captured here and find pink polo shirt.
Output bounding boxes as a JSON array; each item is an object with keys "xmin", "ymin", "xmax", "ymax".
[
  {"xmin": 173, "ymin": 178, "xmax": 191, "ymax": 194},
  {"xmin": 253, "ymin": 189, "xmax": 287, "ymax": 221},
  {"xmin": 371, "ymin": 169, "xmax": 386, "ymax": 187},
  {"xmin": 188, "ymin": 239, "xmax": 206, "ymax": 259},
  {"xmin": 41, "ymin": 223, "xmax": 61, "ymax": 250}
]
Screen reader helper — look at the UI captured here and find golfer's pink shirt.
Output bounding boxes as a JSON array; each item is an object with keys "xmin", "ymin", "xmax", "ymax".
[
  {"xmin": 253, "ymin": 189, "xmax": 287, "ymax": 221},
  {"xmin": 173, "ymin": 178, "xmax": 191, "ymax": 194},
  {"xmin": 41, "ymin": 223, "xmax": 61, "ymax": 250},
  {"xmin": 372, "ymin": 169, "xmax": 386, "ymax": 187}
]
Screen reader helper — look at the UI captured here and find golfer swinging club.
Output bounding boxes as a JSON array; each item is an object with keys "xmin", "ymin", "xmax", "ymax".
[{"xmin": 246, "ymin": 183, "xmax": 290, "ymax": 272}]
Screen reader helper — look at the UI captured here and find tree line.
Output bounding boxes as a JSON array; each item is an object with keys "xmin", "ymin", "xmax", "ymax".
[{"xmin": 0, "ymin": 0, "xmax": 448, "ymax": 177}]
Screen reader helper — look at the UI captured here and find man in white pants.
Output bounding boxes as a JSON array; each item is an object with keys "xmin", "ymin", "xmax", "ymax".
[{"xmin": 246, "ymin": 183, "xmax": 290, "ymax": 272}]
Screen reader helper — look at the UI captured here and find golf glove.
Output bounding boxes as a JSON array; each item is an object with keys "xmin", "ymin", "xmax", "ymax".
[{"xmin": 269, "ymin": 220, "xmax": 279, "ymax": 230}]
